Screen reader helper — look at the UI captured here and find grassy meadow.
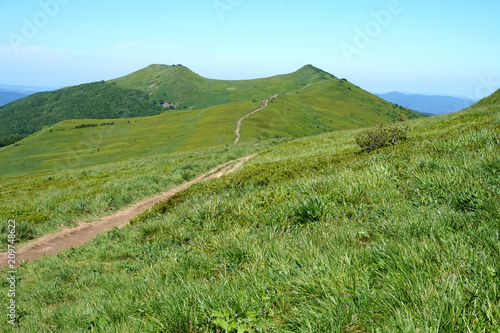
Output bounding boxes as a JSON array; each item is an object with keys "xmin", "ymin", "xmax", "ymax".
[
  {"xmin": 0, "ymin": 139, "xmax": 285, "ymax": 251},
  {"xmin": 1, "ymin": 90, "xmax": 498, "ymax": 331},
  {"xmin": 0, "ymin": 100, "xmax": 261, "ymax": 177}
]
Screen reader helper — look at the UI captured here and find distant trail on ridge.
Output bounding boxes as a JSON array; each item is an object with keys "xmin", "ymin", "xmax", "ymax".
[
  {"xmin": 234, "ymin": 94, "xmax": 279, "ymax": 144},
  {"xmin": 0, "ymin": 154, "xmax": 257, "ymax": 266}
]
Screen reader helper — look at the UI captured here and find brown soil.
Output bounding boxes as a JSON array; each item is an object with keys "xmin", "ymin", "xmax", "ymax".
[{"xmin": 0, "ymin": 154, "xmax": 257, "ymax": 266}]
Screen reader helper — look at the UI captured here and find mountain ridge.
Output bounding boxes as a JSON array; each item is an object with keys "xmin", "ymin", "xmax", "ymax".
[
  {"xmin": 0, "ymin": 64, "xmax": 422, "ymax": 149},
  {"xmin": 108, "ymin": 64, "xmax": 338, "ymax": 110},
  {"xmin": 0, "ymin": 91, "xmax": 31, "ymax": 107}
]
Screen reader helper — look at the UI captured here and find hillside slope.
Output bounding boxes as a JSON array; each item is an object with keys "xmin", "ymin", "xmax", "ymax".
[
  {"xmin": 0, "ymin": 89, "xmax": 419, "ymax": 177},
  {"xmin": 2, "ymin": 90, "xmax": 498, "ymax": 331}
]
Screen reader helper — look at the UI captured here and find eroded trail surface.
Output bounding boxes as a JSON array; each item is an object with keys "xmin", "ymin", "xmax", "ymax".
[
  {"xmin": 234, "ymin": 94, "xmax": 279, "ymax": 144},
  {"xmin": 0, "ymin": 154, "xmax": 257, "ymax": 265}
]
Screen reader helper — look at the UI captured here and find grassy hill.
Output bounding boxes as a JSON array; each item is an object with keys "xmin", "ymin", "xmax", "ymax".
[
  {"xmin": 109, "ymin": 64, "xmax": 334, "ymax": 109},
  {"xmin": 110, "ymin": 64, "xmax": 423, "ymax": 120},
  {"xmin": 0, "ymin": 89, "xmax": 498, "ymax": 331},
  {"xmin": 0, "ymin": 92, "xmax": 419, "ymax": 177},
  {"xmin": 0, "ymin": 64, "xmax": 422, "ymax": 148}
]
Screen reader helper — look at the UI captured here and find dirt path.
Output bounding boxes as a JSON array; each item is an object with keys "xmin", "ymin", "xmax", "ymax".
[
  {"xmin": 234, "ymin": 94, "xmax": 279, "ymax": 144},
  {"xmin": 0, "ymin": 154, "xmax": 257, "ymax": 266}
]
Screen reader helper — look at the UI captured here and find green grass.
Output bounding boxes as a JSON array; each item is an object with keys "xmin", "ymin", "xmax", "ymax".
[
  {"xmin": 239, "ymin": 81, "xmax": 419, "ymax": 143},
  {"xmin": 0, "ymin": 103, "xmax": 259, "ymax": 176},
  {"xmin": 1, "ymin": 91, "xmax": 498, "ymax": 332},
  {"xmin": 0, "ymin": 140, "xmax": 283, "ymax": 251}
]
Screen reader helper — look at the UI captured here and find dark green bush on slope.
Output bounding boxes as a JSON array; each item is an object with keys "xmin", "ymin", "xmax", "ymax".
[
  {"xmin": 355, "ymin": 123, "xmax": 408, "ymax": 151},
  {"xmin": 0, "ymin": 134, "xmax": 27, "ymax": 147}
]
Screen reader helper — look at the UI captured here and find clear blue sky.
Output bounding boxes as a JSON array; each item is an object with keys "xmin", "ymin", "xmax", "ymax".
[{"xmin": 1, "ymin": 0, "xmax": 499, "ymax": 98}]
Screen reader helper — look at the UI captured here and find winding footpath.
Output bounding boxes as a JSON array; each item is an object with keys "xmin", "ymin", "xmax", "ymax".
[
  {"xmin": 234, "ymin": 94, "xmax": 279, "ymax": 144},
  {"xmin": 0, "ymin": 154, "xmax": 257, "ymax": 266}
]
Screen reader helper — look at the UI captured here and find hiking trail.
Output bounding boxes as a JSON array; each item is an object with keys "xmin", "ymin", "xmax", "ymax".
[
  {"xmin": 0, "ymin": 154, "xmax": 257, "ymax": 266},
  {"xmin": 234, "ymin": 94, "xmax": 279, "ymax": 144}
]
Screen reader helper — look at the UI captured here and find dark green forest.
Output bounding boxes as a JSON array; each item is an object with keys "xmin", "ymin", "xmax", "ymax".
[{"xmin": 0, "ymin": 81, "xmax": 162, "ymax": 146}]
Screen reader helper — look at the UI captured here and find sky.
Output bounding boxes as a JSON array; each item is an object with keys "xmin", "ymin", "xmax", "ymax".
[{"xmin": 0, "ymin": 0, "xmax": 499, "ymax": 99}]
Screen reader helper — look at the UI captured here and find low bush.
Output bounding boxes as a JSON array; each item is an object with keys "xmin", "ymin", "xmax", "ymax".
[
  {"xmin": 75, "ymin": 123, "xmax": 98, "ymax": 129},
  {"xmin": 355, "ymin": 124, "xmax": 408, "ymax": 152}
]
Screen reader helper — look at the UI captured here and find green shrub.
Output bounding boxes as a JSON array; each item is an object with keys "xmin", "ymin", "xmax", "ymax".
[
  {"xmin": 0, "ymin": 134, "xmax": 27, "ymax": 147},
  {"xmin": 204, "ymin": 309, "xmax": 270, "ymax": 332},
  {"xmin": 355, "ymin": 124, "xmax": 408, "ymax": 152}
]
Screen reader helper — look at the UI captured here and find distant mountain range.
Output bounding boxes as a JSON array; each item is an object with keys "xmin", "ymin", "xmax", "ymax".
[
  {"xmin": 377, "ymin": 92, "xmax": 477, "ymax": 115},
  {"xmin": 0, "ymin": 91, "xmax": 31, "ymax": 106}
]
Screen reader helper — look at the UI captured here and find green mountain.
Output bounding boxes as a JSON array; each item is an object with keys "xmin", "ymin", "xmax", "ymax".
[
  {"xmin": 1, "ymin": 87, "xmax": 498, "ymax": 331},
  {"xmin": 0, "ymin": 70, "xmax": 423, "ymax": 176},
  {"xmin": 109, "ymin": 64, "xmax": 340, "ymax": 109},
  {"xmin": 0, "ymin": 64, "xmax": 423, "ymax": 148}
]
